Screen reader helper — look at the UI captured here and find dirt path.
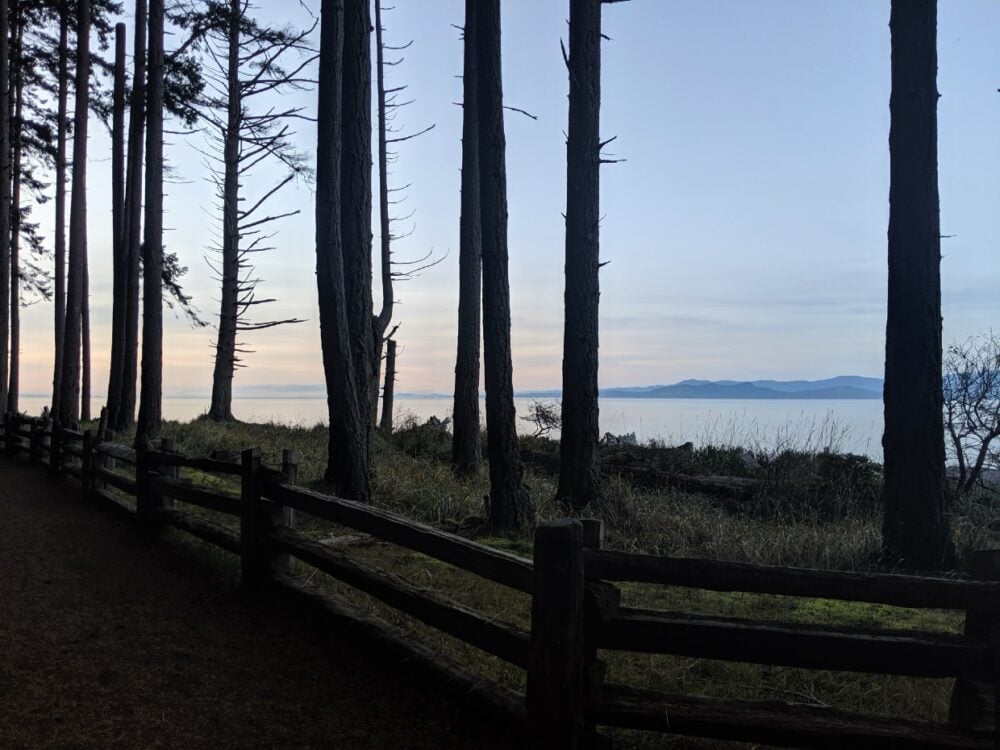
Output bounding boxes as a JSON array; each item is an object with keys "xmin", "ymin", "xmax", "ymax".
[{"xmin": 0, "ymin": 458, "xmax": 516, "ymax": 749}]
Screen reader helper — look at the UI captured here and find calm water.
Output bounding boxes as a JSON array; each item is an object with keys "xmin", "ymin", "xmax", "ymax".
[{"xmin": 20, "ymin": 395, "xmax": 883, "ymax": 459}]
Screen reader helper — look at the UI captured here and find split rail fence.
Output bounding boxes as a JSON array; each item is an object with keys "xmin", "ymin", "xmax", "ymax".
[{"xmin": 3, "ymin": 411, "xmax": 999, "ymax": 749}]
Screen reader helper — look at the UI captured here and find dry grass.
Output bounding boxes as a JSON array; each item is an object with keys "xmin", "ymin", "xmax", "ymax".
[{"xmin": 87, "ymin": 416, "xmax": 1000, "ymax": 748}]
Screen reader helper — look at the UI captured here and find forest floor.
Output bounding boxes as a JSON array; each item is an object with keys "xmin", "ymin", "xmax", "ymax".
[{"xmin": 0, "ymin": 458, "xmax": 517, "ymax": 750}]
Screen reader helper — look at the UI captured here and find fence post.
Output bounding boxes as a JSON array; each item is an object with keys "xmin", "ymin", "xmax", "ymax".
[
  {"xmin": 81, "ymin": 430, "xmax": 94, "ymax": 499},
  {"xmin": 92, "ymin": 407, "xmax": 108, "ymax": 491},
  {"xmin": 280, "ymin": 449, "xmax": 299, "ymax": 528},
  {"xmin": 50, "ymin": 423, "xmax": 62, "ymax": 474},
  {"xmin": 239, "ymin": 448, "xmax": 265, "ymax": 588},
  {"xmin": 159, "ymin": 438, "xmax": 177, "ymax": 509},
  {"xmin": 5, "ymin": 412, "xmax": 16, "ymax": 453},
  {"xmin": 28, "ymin": 419, "xmax": 41, "ymax": 464},
  {"xmin": 950, "ymin": 549, "xmax": 1000, "ymax": 734},
  {"xmin": 135, "ymin": 447, "xmax": 156, "ymax": 528},
  {"xmin": 528, "ymin": 519, "xmax": 586, "ymax": 749}
]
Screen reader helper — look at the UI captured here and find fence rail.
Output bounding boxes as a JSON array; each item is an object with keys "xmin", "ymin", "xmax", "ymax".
[{"xmin": 1, "ymin": 409, "xmax": 997, "ymax": 749}]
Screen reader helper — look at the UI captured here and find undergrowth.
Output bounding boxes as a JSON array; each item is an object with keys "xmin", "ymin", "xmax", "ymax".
[{"xmin": 91, "ymin": 414, "xmax": 1000, "ymax": 749}]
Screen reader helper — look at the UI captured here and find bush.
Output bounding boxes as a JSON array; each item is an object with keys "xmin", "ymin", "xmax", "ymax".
[{"xmin": 388, "ymin": 415, "xmax": 453, "ymax": 461}]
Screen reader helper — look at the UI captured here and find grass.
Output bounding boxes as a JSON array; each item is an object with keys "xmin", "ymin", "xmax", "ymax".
[{"xmin": 89, "ymin": 414, "xmax": 1000, "ymax": 748}]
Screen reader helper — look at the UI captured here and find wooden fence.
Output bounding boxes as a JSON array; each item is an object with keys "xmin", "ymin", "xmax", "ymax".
[{"xmin": 2, "ymin": 410, "xmax": 998, "ymax": 749}]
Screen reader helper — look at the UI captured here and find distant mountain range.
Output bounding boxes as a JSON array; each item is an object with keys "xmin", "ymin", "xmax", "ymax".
[
  {"xmin": 229, "ymin": 376, "xmax": 884, "ymax": 401},
  {"xmin": 520, "ymin": 376, "xmax": 883, "ymax": 400}
]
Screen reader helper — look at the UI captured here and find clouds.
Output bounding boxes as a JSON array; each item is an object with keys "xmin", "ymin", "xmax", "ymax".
[{"xmin": 15, "ymin": 1, "xmax": 1000, "ymax": 402}]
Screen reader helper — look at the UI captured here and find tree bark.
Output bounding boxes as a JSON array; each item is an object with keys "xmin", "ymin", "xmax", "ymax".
[
  {"xmin": 341, "ymin": 0, "xmax": 375, "ymax": 484},
  {"xmin": 8, "ymin": 13, "xmax": 24, "ymax": 415},
  {"xmin": 112, "ymin": 0, "xmax": 147, "ymax": 432},
  {"xmin": 379, "ymin": 338, "xmax": 396, "ymax": 436},
  {"xmin": 557, "ymin": 0, "xmax": 603, "ymax": 511},
  {"xmin": 207, "ymin": 0, "xmax": 241, "ymax": 422},
  {"xmin": 476, "ymin": 0, "xmax": 533, "ymax": 531},
  {"xmin": 135, "ymin": 0, "xmax": 164, "ymax": 449},
  {"xmin": 883, "ymin": 0, "xmax": 951, "ymax": 569},
  {"xmin": 316, "ymin": 0, "xmax": 371, "ymax": 501},
  {"xmin": 81, "ymin": 257, "xmax": 90, "ymax": 420},
  {"xmin": 451, "ymin": 0, "xmax": 482, "ymax": 477},
  {"xmin": 50, "ymin": 2, "xmax": 69, "ymax": 418},
  {"xmin": 371, "ymin": 0, "xmax": 393, "ymax": 425},
  {"xmin": 58, "ymin": 0, "xmax": 91, "ymax": 426},
  {"xmin": 0, "ymin": 0, "xmax": 11, "ymax": 417},
  {"xmin": 106, "ymin": 23, "xmax": 127, "ymax": 426}
]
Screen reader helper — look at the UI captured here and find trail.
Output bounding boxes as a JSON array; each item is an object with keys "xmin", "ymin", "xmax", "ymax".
[{"xmin": 0, "ymin": 458, "xmax": 513, "ymax": 749}]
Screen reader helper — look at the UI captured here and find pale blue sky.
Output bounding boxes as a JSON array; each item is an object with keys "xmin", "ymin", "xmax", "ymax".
[{"xmin": 17, "ymin": 0, "xmax": 1000, "ymax": 396}]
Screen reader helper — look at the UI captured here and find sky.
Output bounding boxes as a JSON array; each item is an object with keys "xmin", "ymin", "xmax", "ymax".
[{"xmin": 16, "ymin": 0, "xmax": 1000, "ymax": 397}]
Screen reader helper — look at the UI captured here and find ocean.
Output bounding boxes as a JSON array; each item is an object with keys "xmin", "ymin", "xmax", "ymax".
[{"xmin": 18, "ymin": 395, "xmax": 884, "ymax": 460}]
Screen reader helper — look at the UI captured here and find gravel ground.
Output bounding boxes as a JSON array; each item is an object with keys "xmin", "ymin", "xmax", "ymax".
[{"xmin": 0, "ymin": 458, "xmax": 516, "ymax": 749}]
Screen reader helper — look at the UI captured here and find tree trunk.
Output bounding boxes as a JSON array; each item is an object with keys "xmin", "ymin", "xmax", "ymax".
[
  {"xmin": 379, "ymin": 338, "xmax": 396, "ymax": 436},
  {"xmin": 0, "ymin": 0, "xmax": 11, "ymax": 417},
  {"xmin": 58, "ymin": 0, "xmax": 91, "ymax": 426},
  {"xmin": 371, "ymin": 0, "xmax": 393, "ymax": 425},
  {"xmin": 557, "ymin": 0, "xmax": 602, "ymax": 511},
  {"xmin": 81, "ymin": 258, "xmax": 90, "ymax": 421},
  {"xmin": 135, "ymin": 0, "xmax": 164, "ymax": 449},
  {"xmin": 51, "ymin": 3, "xmax": 69, "ymax": 419},
  {"xmin": 883, "ymin": 0, "xmax": 951, "ymax": 569},
  {"xmin": 207, "ymin": 0, "xmax": 241, "ymax": 422},
  {"xmin": 341, "ymin": 0, "xmax": 375, "ymax": 485},
  {"xmin": 476, "ymin": 0, "xmax": 533, "ymax": 531},
  {"xmin": 8, "ymin": 14, "xmax": 24, "ymax": 415},
  {"xmin": 106, "ymin": 23, "xmax": 128, "ymax": 425},
  {"xmin": 315, "ymin": 0, "xmax": 371, "ymax": 501},
  {"xmin": 451, "ymin": 0, "xmax": 482, "ymax": 477},
  {"xmin": 113, "ymin": 0, "xmax": 147, "ymax": 432}
]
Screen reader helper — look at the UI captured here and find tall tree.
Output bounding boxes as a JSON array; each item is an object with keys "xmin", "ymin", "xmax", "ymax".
[
  {"xmin": 50, "ymin": 1, "xmax": 69, "ymax": 417},
  {"xmin": 379, "ymin": 337, "xmax": 396, "ymax": 435},
  {"xmin": 0, "ymin": 0, "xmax": 11, "ymax": 417},
  {"xmin": 341, "ymin": 0, "xmax": 375, "ymax": 484},
  {"xmin": 8, "ymin": 6, "xmax": 26, "ymax": 414},
  {"xmin": 557, "ymin": 0, "xmax": 604, "ymax": 510},
  {"xmin": 883, "ymin": 0, "xmax": 951, "ymax": 568},
  {"xmin": 105, "ymin": 21, "xmax": 127, "ymax": 426},
  {"xmin": 202, "ymin": 0, "xmax": 310, "ymax": 422},
  {"xmin": 370, "ymin": 1, "xmax": 434, "ymax": 426},
  {"xmin": 107, "ymin": 0, "xmax": 145, "ymax": 431},
  {"xmin": 451, "ymin": 0, "xmax": 482, "ymax": 476},
  {"xmin": 57, "ymin": 0, "xmax": 91, "ymax": 426},
  {"xmin": 135, "ymin": 0, "xmax": 164, "ymax": 448},
  {"xmin": 476, "ymin": 0, "xmax": 533, "ymax": 530},
  {"xmin": 315, "ymin": 0, "xmax": 370, "ymax": 500}
]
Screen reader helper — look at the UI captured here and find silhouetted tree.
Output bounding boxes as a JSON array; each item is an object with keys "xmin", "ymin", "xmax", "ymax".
[
  {"xmin": 50, "ymin": 0, "xmax": 69, "ymax": 417},
  {"xmin": 8, "ymin": 6, "xmax": 26, "ymax": 414},
  {"xmin": 341, "ymin": 0, "xmax": 375, "ymax": 487},
  {"xmin": 199, "ymin": 0, "xmax": 310, "ymax": 421},
  {"xmin": 135, "ymin": 0, "xmax": 164, "ymax": 448},
  {"xmin": 557, "ymin": 0, "xmax": 605, "ymax": 510},
  {"xmin": 476, "ymin": 0, "xmax": 533, "ymax": 530},
  {"xmin": 0, "ymin": 0, "xmax": 11, "ymax": 416},
  {"xmin": 106, "ymin": 21, "xmax": 127, "ymax": 427},
  {"xmin": 451, "ymin": 0, "xmax": 482, "ymax": 476},
  {"xmin": 379, "ymin": 337, "xmax": 396, "ymax": 435},
  {"xmin": 371, "ymin": 1, "xmax": 433, "ymax": 427},
  {"xmin": 882, "ymin": 0, "xmax": 951, "ymax": 568},
  {"xmin": 57, "ymin": 0, "xmax": 91, "ymax": 426},
  {"xmin": 944, "ymin": 334, "xmax": 1000, "ymax": 496},
  {"xmin": 314, "ymin": 0, "xmax": 370, "ymax": 500}
]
